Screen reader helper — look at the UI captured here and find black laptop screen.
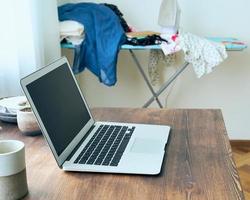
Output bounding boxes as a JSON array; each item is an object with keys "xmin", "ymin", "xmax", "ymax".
[{"xmin": 26, "ymin": 63, "xmax": 91, "ymax": 156}]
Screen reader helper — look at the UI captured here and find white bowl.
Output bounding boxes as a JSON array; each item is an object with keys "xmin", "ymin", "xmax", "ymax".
[{"xmin": 17, "ymin": 108, "xmax": 41, "ymax": 136}]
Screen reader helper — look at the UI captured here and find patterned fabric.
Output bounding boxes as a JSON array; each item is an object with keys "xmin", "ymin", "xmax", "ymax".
[
  {"xmin": 148, "ymin": 50, "xmax": 176, "ymax": 86},
  {"xmin": 148, "ymin": 32, "xmax": 228, "ymax": 84},
  {"xmin": 179, "ymin": 32, "xmax": 228, "ymax": 78}
]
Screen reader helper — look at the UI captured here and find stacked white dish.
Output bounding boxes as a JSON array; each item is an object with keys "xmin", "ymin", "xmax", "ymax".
[{"xmin": 0, "ymin": 96, "xmax": 28, "ymax": 123}]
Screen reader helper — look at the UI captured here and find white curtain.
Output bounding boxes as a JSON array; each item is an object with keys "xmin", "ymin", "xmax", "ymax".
[{"xmin": 0, "ymin": 0, "xmax": 61, "ymax": 98}]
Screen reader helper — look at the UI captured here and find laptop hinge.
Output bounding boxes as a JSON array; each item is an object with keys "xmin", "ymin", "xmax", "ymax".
[{"xmin": 63, "ymin": 124, "xmax": 96, "ymax": 165}]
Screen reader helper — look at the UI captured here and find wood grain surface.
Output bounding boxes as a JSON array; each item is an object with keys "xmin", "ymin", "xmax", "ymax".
[
  {"xmin": 231, "ymin": 141, "xmax": 250, "ymax": 199},
  {"xmin": 0, "ymin": 108, "xmax": 244, "ymax": 200}
]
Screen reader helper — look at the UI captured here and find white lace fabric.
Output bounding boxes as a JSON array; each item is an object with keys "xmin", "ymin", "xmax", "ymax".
[{"xmin": 179, "ymin": 32, "xmax": 228, "ymax": 78}]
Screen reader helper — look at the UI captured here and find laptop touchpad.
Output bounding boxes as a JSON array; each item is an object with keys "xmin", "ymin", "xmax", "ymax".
[{"xmin": 130, "ymin": 138, "xmax": 164, "ymax": 154}]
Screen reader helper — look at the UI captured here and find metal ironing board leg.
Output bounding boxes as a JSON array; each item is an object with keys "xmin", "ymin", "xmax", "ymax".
[
  {"xmin": 129, "ymin": 49, "xmax": 189, "ymax": 108},
  {"xmin": 143, "ymin": 62, "xmax": 190, "ymax": 108},
  {"xmin": 129, "ymin": 49, "xmax": 163, "ymax": 108}
]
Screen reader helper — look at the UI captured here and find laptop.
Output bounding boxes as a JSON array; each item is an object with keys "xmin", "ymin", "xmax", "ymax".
[{"xmin": 20, "ymin": 57, "xmax": 170, "ymax": 175}]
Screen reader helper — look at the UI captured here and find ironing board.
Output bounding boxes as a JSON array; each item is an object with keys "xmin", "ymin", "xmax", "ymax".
[{"xmin": 61, "ymin": 38, "xmax": 246, "ymax": 108}]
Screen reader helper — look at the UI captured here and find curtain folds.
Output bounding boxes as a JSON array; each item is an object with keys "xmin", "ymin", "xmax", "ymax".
[{"xmin": 0, "ymin": 0, "xmax": 61, "ymax": 98}]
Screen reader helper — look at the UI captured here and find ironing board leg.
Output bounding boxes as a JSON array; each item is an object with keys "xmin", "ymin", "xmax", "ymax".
[
  {"xmin": 143, "ymin": 62, "xmax": 190, "ymax": 108},
  {"xmin": 129, "ymin": 49, "xmax": 163, "ymax": 108}
]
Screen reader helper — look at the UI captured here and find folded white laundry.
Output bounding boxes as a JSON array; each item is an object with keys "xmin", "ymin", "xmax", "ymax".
[
  {"xmin": 179, "ymin": 32, "xmax": 228, "ymax": 78},
  {"xmin": 60, "ymin": 20, "xmax": 84, "ymax": 36},
  {"xmin": 60, "ymin": 20, "xmax": 85, "ymax": 45}
]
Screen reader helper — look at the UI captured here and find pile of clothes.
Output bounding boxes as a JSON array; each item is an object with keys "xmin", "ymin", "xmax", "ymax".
[
  {"xmin": 58, "ymin": 3, "xmax": 127, "ymax": 86},
  {"xmin": 58, "ymin": 3, "xmax": 175, "ymax": 86},
  {"xmin": 58, "ymin": 2, "xmax": 229, "ymax": 87}
]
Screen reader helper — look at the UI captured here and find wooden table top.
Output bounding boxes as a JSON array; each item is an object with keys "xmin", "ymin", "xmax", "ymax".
[{"xmin": 0, "ymin": 108, "xmax": 244, "ymax": 200}]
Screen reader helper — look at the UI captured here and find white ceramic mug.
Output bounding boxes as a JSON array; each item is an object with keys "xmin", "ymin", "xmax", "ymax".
[{"xmin": 0, "ymin": 140, "xmax": 28, "ymax": 200}]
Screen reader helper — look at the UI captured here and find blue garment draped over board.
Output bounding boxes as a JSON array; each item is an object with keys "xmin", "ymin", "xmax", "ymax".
[{"xmin": 58, "ymin": 3, "xmax": 126, "ymax": 86}]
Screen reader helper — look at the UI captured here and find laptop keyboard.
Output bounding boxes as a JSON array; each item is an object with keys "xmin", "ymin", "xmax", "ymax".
[{"xmin": 74, "ymin": 125, "xmax": 135, "ymax": 166}]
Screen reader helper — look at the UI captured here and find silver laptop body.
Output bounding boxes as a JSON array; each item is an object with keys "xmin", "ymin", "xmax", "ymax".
[{"xmin": 20, "ymin": 57, "xmax": 170, "ymax": 175}]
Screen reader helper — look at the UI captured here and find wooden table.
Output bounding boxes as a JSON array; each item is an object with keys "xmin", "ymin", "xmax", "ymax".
[{"xmin": 0, "ymin": 108, "xmax": 244, "ymax": 200}]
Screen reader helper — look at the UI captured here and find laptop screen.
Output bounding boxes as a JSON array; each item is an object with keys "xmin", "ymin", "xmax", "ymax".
[{"xmin": 26, "ymin": 63, "xmax": 91, "ymax": 156}]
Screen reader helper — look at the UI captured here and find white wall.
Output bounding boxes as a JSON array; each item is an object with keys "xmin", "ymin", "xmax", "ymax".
[{"xmin": 60, "ymin": 0, "xmax": 250, "ymax": 139}]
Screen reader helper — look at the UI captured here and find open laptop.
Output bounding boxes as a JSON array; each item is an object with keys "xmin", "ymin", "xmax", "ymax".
[{"xmin": 20, "ymin": 57, "xmax": 170, "ymax": 175}]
